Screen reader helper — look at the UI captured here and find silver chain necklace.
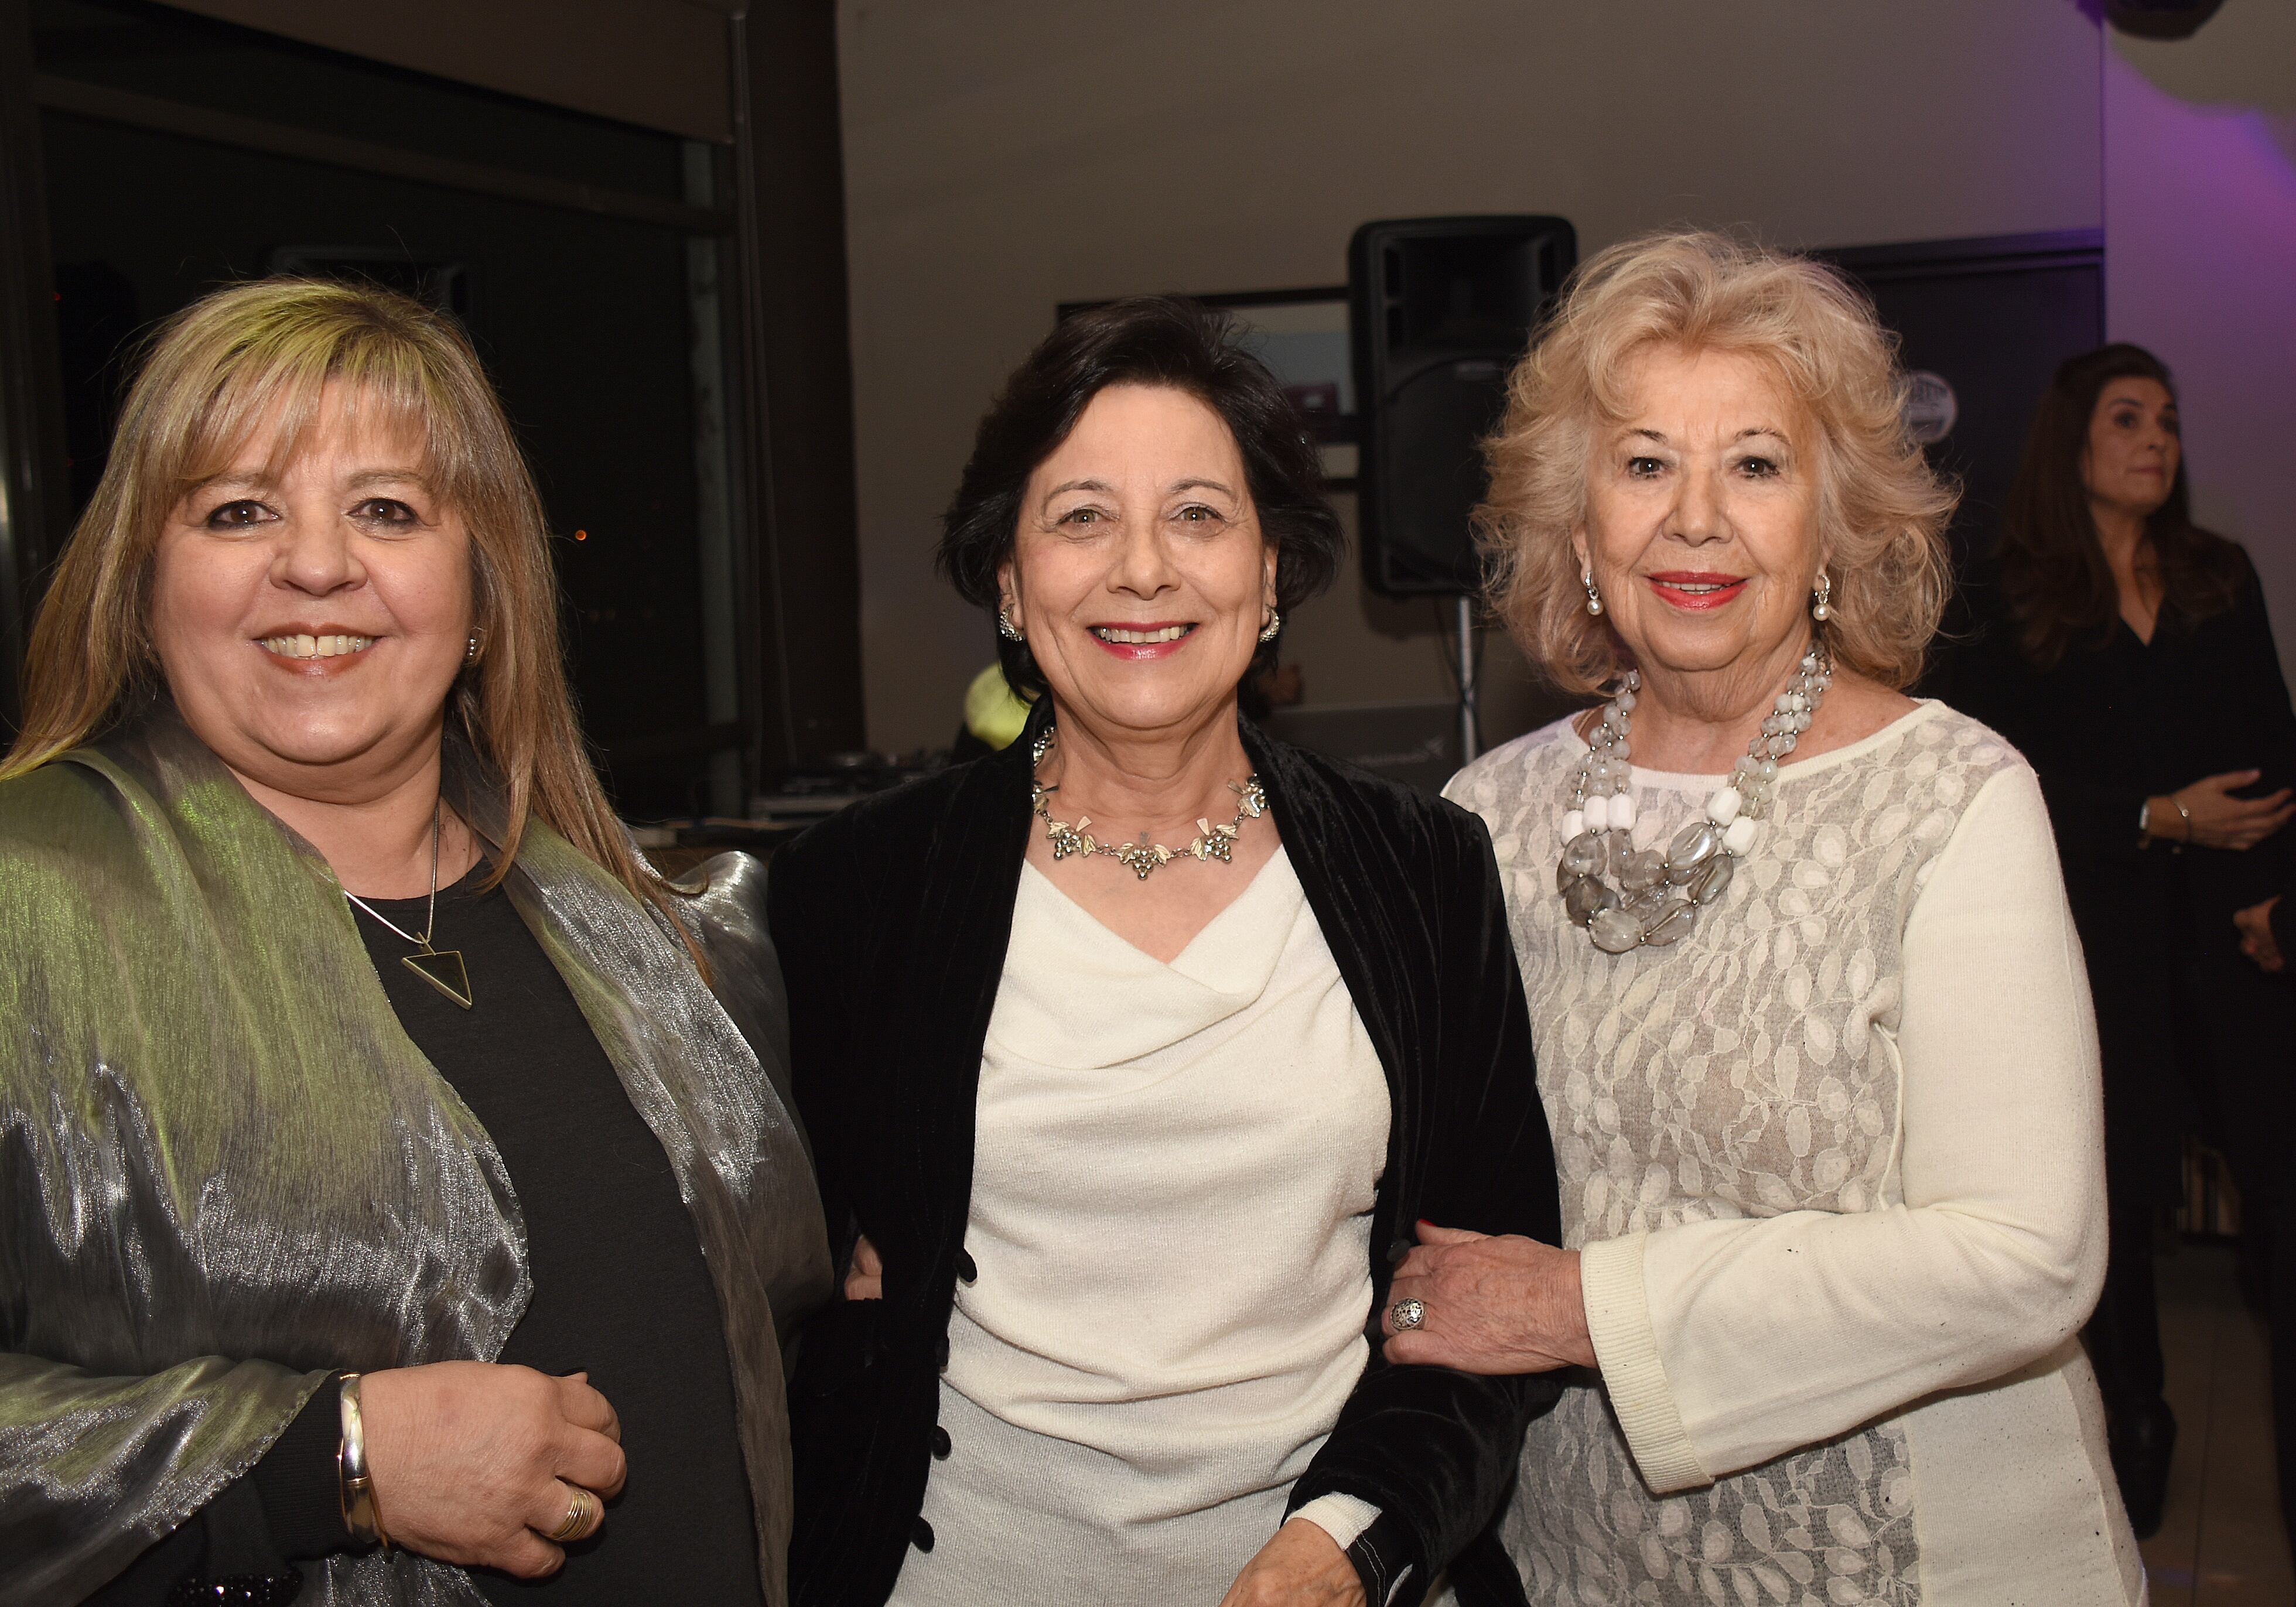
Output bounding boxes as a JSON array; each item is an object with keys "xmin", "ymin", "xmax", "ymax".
[
  {"xmin": 1556, "ymin": 643, "xmax": 1832, "ymax": 955},
  {"xmin": 343, "ymin": 796, "xmax": 474, "ymax": 1008},
  {"xmin": 1030, "ymin": 728, "xmax": 1267, "ymax": 882}
]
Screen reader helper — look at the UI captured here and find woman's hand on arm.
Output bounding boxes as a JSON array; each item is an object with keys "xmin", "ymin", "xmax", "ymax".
[
  {"xmin": 357, "ymin": 1362, "xmax": 627, "ymax": 1578},
  {"xmin": 1379, "ymin": 1222, "xmax": 1594, "ymax": 1374},
  {"xmin": 2154, "ymin": 770, "xmax": 2295, "ymax": 850},
  {"xmin": 1217, "ymin": 1520, "xmax": 1366, "ymax": 1607},
  {"xmin": 844, "ymin": 1234, "xmax": 884, "ymax": 1300},
  {"xmin": 2236, "ymin": 894, "xmax": 2285, "ymax": 971}
]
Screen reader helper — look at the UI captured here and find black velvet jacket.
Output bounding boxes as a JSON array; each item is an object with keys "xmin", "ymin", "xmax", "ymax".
[{"xmin": 766, "ymin": 712, "xmax": 1562, "ymax": 1607}]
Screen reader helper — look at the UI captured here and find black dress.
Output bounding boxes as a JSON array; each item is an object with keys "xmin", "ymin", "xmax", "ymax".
[
  {"xmin": 766, "ymin": 709, "xmax": 1563, "ymax": 1607},
  {"xmin": 1945, "ymin": 552, "xmax": 2296, "ymax": 1407}
]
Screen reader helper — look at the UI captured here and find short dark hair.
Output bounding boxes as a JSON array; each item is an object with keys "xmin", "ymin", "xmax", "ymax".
[
  {"xmin": 936, "ymin": 296, "xmax": 1344, "ymax": 697},
  {"xmin": 1997, "ymin": 341, "xmax": 2245, "ymax": 669}
]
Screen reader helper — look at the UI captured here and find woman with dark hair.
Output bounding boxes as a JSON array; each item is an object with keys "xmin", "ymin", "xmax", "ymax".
[
  {"xmin": 767, "ymin": 296, "xmax": 1562, "ymax": 1607},
  {"xmin": 1956, "ymin": 341, "xmax": 2296, "ymax": 1537}
]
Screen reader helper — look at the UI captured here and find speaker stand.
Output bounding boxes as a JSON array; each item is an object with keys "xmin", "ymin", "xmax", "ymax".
[{"xmin": 1453, "ymin": 593, "xmax": 1480, "ymax": 767}]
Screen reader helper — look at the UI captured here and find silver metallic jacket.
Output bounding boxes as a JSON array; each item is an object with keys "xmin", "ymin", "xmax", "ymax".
[{"xmin": 0, "ymin": 714, "xmax": 832, "ymax": 1605}]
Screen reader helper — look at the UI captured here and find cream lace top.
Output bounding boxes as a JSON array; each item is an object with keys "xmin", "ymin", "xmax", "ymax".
[{"xmin": 1446, "ymin": 702, "xmax": 2144, "ymax": 1606}]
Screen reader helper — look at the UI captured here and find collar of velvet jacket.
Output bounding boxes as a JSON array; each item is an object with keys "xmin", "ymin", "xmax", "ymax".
[{"xmin": 1, "ymin": 705, "xmax": 828, "ymax": 1607}]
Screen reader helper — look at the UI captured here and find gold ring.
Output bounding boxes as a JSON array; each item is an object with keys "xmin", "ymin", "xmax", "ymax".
[{"xmin": 546, "ymin": 1486, "xmax": 602, "ymax": 1543}]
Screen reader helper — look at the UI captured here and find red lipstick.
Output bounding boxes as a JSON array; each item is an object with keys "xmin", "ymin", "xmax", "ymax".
[{"xmin": 1645, "ymin": 572, "xmax": 1747, "ymax": 611}]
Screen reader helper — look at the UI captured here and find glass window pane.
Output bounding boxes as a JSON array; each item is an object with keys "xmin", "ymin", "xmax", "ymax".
[{"xmin": 43, "ymin": 111, "xmax": 730, "ymax": 816}]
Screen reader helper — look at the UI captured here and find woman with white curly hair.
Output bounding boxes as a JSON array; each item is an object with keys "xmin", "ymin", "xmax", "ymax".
[{"xmin": 1383, "ymin": 231, "xmax": 2143, "ymax": 1603}]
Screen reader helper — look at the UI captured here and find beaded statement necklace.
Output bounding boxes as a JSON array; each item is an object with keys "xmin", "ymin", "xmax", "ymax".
[
  {"xmin": 1030, "ymin": 728, "xmax": 1267, "ymax": 882},
  {"xmin": 1556, "ymin": 644, "xmax": 1832, "ymax": 954}
]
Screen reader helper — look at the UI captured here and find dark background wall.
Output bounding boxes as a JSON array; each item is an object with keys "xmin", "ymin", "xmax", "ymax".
[{"xmin": 0, "ymin": 0, "xmax": 866, "ymax": 813}]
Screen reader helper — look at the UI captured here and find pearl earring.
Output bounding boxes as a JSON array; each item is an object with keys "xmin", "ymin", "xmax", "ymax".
[
  {"xmin": 464, "ymin": 632, "xmax": 479, "ymax": 663},
  {"xmin": 1811, "ymin": 572, "xmax": 1833, "ymax": 623},
  {"xmin": 997, "ymin": 609, "xmax": 1024, "ymax": 642},
  {"xmin": 1583, "ymin": 569, "xmax": 1604, "ymax": 617}
]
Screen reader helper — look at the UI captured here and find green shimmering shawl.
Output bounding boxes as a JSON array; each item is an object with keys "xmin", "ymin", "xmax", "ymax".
[{"xmin": 0, "ymin": 714, "xmax": 830, "ymax": 1605}]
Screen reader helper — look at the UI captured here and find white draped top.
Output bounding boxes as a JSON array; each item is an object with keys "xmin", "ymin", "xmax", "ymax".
[{"xmin": 889, "ymin": 848, "xmax": 1392, "ymax": 1605}]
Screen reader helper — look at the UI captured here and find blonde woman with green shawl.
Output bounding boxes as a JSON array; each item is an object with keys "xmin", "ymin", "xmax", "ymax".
[{"xmin": 0, "ymin": 281, "xmax": 829, "ymax": 1606}]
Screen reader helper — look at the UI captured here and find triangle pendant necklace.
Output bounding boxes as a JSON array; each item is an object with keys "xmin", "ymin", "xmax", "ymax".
[
  {"xmin": 401, "ymin": 945, "xmax": 474, "ymax": 1010},
  {"xmin": 344, "ymin": 796, "xmax": 474, "ymax": 1010}
]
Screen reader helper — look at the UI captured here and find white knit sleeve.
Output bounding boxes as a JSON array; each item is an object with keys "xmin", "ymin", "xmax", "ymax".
[
  {"xmin": 1287, "ymin": 1492, "xmax": 1381, "ymax": 1548},
  {"xmin": 1581, "ymin": 762, "xmax": 2108, "ymax": 1489}
]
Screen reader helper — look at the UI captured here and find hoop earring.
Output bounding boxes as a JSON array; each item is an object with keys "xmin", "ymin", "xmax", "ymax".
[
  {"xmin": 1259, "ymin": 607, "xmax": 1281, "ymax": 644},
  {"xmin": 997, "ymin": 608, "xmax": 1024, "ymax": 642},
  {"xmin": 1582, "ymin": 569, "xmax": 1604, "ymax": 617},
  {"xmin": 1811, "ymin": 571, "xmax": 1833, "ymax": 623}
]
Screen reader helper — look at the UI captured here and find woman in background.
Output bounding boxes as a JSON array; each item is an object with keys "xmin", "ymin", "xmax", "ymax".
[{"xmin": 1956, "ymin": 343, "xmax": 2296, "ymax": 1536}]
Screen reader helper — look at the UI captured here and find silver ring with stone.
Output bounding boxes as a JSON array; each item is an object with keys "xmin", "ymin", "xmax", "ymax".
[{"xmin": 1390, "ymin": 1297, "xmax": 1426, "ymax": 1331}]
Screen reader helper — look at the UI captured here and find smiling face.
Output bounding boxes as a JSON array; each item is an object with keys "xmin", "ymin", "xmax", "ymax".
[
  {"xmin": 150, "ymin": 382, "xmax": 474, "ymax": 805},
  {"xmin": 999, "ymin": 382, "xmax": 1275, "ymax": 741},
  {"xmin": 2082, "ymin": 376, "xmax": 2181, "ymax": 523},
  {"xmin": 1576, "ymin": 343, "xmax": 1823, "ymax": 684}
]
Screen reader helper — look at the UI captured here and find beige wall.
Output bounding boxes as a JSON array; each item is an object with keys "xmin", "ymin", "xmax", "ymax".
[
  {"xmin": 838, "ymin": 1, "xmax": 2106, "ymax": 753},
  {"xmin": 2104, "ymin": 4, "xmax": 2296, "ymax": 685}
]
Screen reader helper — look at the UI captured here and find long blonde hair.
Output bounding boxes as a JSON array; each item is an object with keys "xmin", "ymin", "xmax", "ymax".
[
  {"xmin": 1478, "ymin": 230, "xmax": 1956, "ymax": 694},
  {"xmin": 4, "ymin": 278, "xmax": 693, "ymax": 942}
]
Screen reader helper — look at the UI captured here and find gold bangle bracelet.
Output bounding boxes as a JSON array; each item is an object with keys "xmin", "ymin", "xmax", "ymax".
[{"xmin": 338, "ymin": 1373, "xmax": 392, "ymax": 1553}]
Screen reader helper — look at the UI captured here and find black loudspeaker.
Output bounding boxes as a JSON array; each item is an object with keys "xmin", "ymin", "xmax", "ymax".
[
  {"xmin": 1349, "ymin": 216, "xmax": 1575, "ymax": 597},
  {"xmin": 2104, "ymin": 0, "xmax": 2222, "ymax": 39}
]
